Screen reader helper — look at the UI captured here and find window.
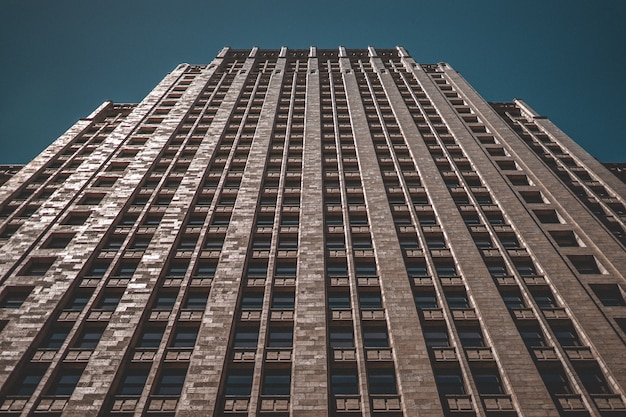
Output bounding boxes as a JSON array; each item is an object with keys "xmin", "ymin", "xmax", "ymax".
[
  {"xmin": 96, "ymin": 293, "xmax": 122, "ymax": 311},
  {"xmin": 130, "ymin": 236, "xmax": 152, "ymax": 251},
  {"xmin": 75, "ymin": 327, "xmax": 104, "ymax": 349},
  {"xmin": 177, "ymin": 237, "xmax": 197, "ymax": 251},
  {"xmin": 435, "ymin": 262, "xmax": 457, "ymax": 277},
  {"xmin": 195, "ymin": 262, "xmax": 216, "ymax": 278},
  {"xmin": 424, "ymin": 328, "xmax": 450, "ymax": 347},
  {"xmin": 104, "ymin": 236, "xmax": 125, "ymax": 250},
  {"xmin": 143, "ymin": 215, "xmax": 163, "ymax": 226},
  {"xmin": 86, "ymin": 261, "xmax": 110, "ymax": 278},
  {"xmin": 549, "ymin": 231, "xmax": 579, "ymax": 247},
  {"xmin": 514, "ymin": 261, "xmax": 537, "ymax": 276},
  {"xmin": 0, "ymin": 224, "xmax": 19, "ymax": 239},
  {"xmin": 262, "ymin": 370, "xmax": 291, "ymax": 396},
  {"xmin": 406, "ymin": 262, "xmax": 428, "ymax": 277},
  {"xmin": 435, "ymin": 371, "xmax": 465, "ymax": 395},
  {"xmin": 331, "ymin": 370, "xmax": 359, "ymax": 395},
  {"xmin": 234, "ymin": 328, "xmax": 259, "ymax": 348},
  {"xmin": 241, "ymin": 293, "xmax": 263, "ymax": 310},
  {"xmin": 520, "ymin": 327, "xmax": 547, "ymax": 348},
  {"xmin": 188, "ymin": 215, "xmax": 206, "ymax": 226},
  {"xmin": 499, "ymin": 234, "xmax": 520, "ymax": 248},
  {"xmin": 65, "ymin": 294, "xmax": 91, "ymax": 311},
  {"xmin": 534, "ymin": 209, "xmax": 562, "ymax": 224},
  {"xmin": 247, "ymin": 261, "xmax": 268, "ymax": 278},
  {"xmin": 48, "ymin": 368, "xmax": 83, "ymax": 396},
  {"xmin": 368, "ymin": 371, "xmax": 397, "ymax": 395},
  {"xmin": 42, "ymin": 328, "xmax": 70, "ymax": 349},
  {"xmin": 224, "ymin": 369, "xmax": 254, "ymax": 396},
  {"xmin": 355, "ymin": 261, "xmax": 377, "ymax": 277},
  {"xmin": 267, "ymin": 327, "xmax": 293, "ymax": 348},
  {"xmin": 272, "ymin": 293, "xmax": 295, "ymax": 310},
  {"xmin": 363, "ymin": 327, "xmax": 389, "ymax": 348},
  {"xmin": 138, "ymin": 328, "xmax": 164, "ymax": 348},
  {"xmin": 359, "ymin": 292, "xmax": 382, "ymax": 309},
  {"xmin": 275, "ymin": 262, "xmax": 297, "ymax": 277},
  {"xmin": 328, "ymin": 292, "xmax": 350, "ymax": 310},
  {"xmin": 487, "ymin": 262, "xmax": 508, "ymax": 277},
  {"xmin": 576, "ymin": 365, "xmax": 612, "ymax": 394},
  {"xmin": 171, "ymin": 327, "xmax": 198, "ymax": 348},
  {"xmin": 20, "ymin": 259, "xmax": 55, "ymax": 276},
  {"xmin": 329, "ymin": 328, "xmax": 354, "ymax": 348},
  {"xmin": 0, "ymin": 288, "xmax": 31, "ymax": 309},
  {"xmin": 327, "ymin": 261, "xmax": 348, "ymax": 277},
  {"xmin": 591, "ymin": 285, "xmax": 626, "ymax": 306},
  {"xmin": 9, "ymin": 368, "xmax": 46, "ymax": 396},
  {"xmin": 117, "ymin": 368, "xmax": 149, "ymax": 396},
  {"xmin": 154, "ymin": 293, "xmax": 177, "ymax": 310},
  {"xmin": 183, "ymin": 292, "xmax": 208, "ymax": 310},
  {"xmin": 445, "ymin": 291, "xmax": 469, "ymax": 309},
  {"xmin": 520, "ymin": 191, "xmax": 544, "ymax": 204},
  {"xmin": 552, "ymin": 325, "xmax": 583, "ymax": 347},
  {"xmin": 502, "ymin": 292, "xmax": 525, "ymax": 309},
  {"xmin": 473, "ymin": 372, "xmax": 504, "ymax": 394},
  {"xmin": 155, "ymin": 367, "xmax": 187, "ymax": 396},
  {"xmin": 531, "ymin": 290, "xmax": 558, "ymax": 309},
  {"xmin": 414, "ymin": 292, "xmax": 438, "ymax": 309},
  {"xmin": 204, "ymin": 237, "xmax": 224, "ymax": 250},
  {"xmin": 399, "ymin": 236, "xmax": 419, "ymax": 249},
  {"xmin": 473, "ymin": 235, "xmax": 492, "ymax": 249},
  {"xmin": 115, "ymin": 261, "xmax": 139, "ymax": 277},
  {"xmin": 458, "ymin": 327, "xmax": 485, "ymax": 347},
  {"xmin": 540, "ymin": 369, "xmax": 572, "ymax": 394},
  {"xmin": 44, "ymin": 235, "xmax": 74, "ymax": 249},
  {"xmin": 568, "ymin": 255, "xmax": 601, "ymax": 274},
  {"xmin": 119, "ymin": 215, "xmax": 138, "ymax": 226}
]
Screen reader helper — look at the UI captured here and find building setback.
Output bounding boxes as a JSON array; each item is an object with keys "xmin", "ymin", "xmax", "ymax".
[{"xmin": 0, "ymin": 46, "xmax": 625, "ymax": 417}]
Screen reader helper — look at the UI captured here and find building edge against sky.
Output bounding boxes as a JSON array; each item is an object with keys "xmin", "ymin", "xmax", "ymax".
[{"xmin": 0, "ymin": 46, "xmax": 625, "ymax": 416}]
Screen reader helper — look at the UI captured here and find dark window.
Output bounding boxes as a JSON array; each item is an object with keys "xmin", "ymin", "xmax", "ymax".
[
  {"xmin": 435, "ymin": 372, "xmax": 465, "ymax": 395},
  {"xmin": 138, "ymin": 329, "xmax": 164, "ymax": 348},
  {"xmin": 267, "ymin": 328, "xmax": 293, "ymax": 348},
  {"xmin": 104, "ymin": 236, "xmax": 125, "ymax": 250},
  {"xmin": 44, "ymin": 235, "xmax": 74, "ymax": 249},
  {"xmin": 272, "ymin": 293, "xmax": 295, "ymax": 310},
  {"xmin": 183, "ymin": 292, "xmax": 208, "ymax": 310},
  {"xmin": 234, "ymin": 328, "xmax": 259, "ymax": 348},
  {"xmin": 424, "ymin": 329, "xmax": 449, "ymax": 347},
  {"xmin": 9, "ymin": 368, "xmax": 45, "ymax": 396},
  {"xmin": 0, "ymin": 289, "xmax": 30, "ymax": 309},
  {"xmin": 534, "ymin": 210, "xmax": 561, "ymax": 224},
  {"xmin": 553, "ymin": 325, "xmax": 583, "ymax": 347},
  {"xmin": 171, "ymin": 328, "xmax": 198, "ymax": 348},
  {"xmin": 499, "ymin": 234, "xmax": 520, "ymax": 248},
  {"xmin": 540, "ymin": 369, "xmax": 573, "ymax": 394},
  {"xmin": 568, "ymin": 255, "xmax": 601, "ymax": 274},
  {"xmin": 473, "ymin": 235, "xmax": 493, "ymax": 249},
  {"xmin": 414, "ymin": 293, "xmax": 438, "ymax": 309},
  {"xmin": 76, "ymin": 328, "xmax": 104, "ymax": 349},
  {"xmin": 514, "ymin": 261, "xmax": 537, "ymax": 276},
  {"xmin": 331, "ymin": 370, "xmax": 359, "ymax": 395},
  {"xmin": 368, "ymin": 371, "xmax": 397, "ymax": 395},
  {"xmin": 275, "ymin": 262, "xmax": 297, "ymax": 277},
  {"xmin": 445, "ymin": 291, "xmax": 469, "ymax": 309},
  {"xmin": 167, "ymin": 262, "xmax": 189, "ymax": 277},
  {"xmin": 487, "ymin": 263, "xmax": 508, "ymax": 277},
  {"xmin": 256, "ymin": 215, "xmax": 274, "ymax": 226},
  {"xmin": 531, "ymin": 290, "xmax": 558, "ymax": 309},
  {"xmin": 247, "ymin": 262, "xmax": 268, "ymax": 277},
  {"xmin": 262, "ymin": 370, "xmax": 290, "ymax": 396},
  {"xmin": 177, "ymin": 238, "xmax": 197, "ymax": 251},
  {"xmin": 48, "ymin": 368, "xmax": 83, "ymax": 396},
  {"xmin": 20, "ymin": 259, "xmax": 55, "ymax": 276},
  {"xmin": 549, "ymin": 231, "xmax": 579, "ymax": 247},
  {"xmin": 42, "ymin": 328, "xmax": 70, "ymax": 349},
  {"xmin": 96, "ymin": 293, "xmax": 122, "ymax": 311},
  {"xmin": 352, "ymin": 236, "xmax": 372, "ymax": 249},
  {"xmin": 363, "ymin": 327, "xmax": 389, "ymax": 348},
  {"xmin": 435, "ymin": 263, "xmax": 457, "ymax": 277},
  {"xmin": 204, "ymin": 237, "xmax": 224, "ymax": 250},
  {"xmin": 328, "ymin": 292, "xmax": 350, "ymax": 310},
  {"xmin": 406, "ymin": 262, "xmax": 428, "ymax": 277},
  {"xmin": 143, "ymin": 215, "xmax": 162, "ymax": 226},
  {"xmin": 327, "ymin": 261, "xmax": 348, "ymax": 277},
  {"xmin": 576, "ymin": 366, "xmax": 612, "ymax": 394},
  {"xmin": 65, "ymin": 294, "xmax": 91, "ymax": 311},
  {"xmin": 195, "ymin": 262, "xmax": 216, "ymax": 278},
  {"xmin": 521, "ymin": 191, "xmax": 544, "ymax": 204},
  {"xmin": 115, "ymin": 262, "xmax": 138, "ymax": 277},
  {"xmin": 329, "ymin": 329, "xmax": 354, "ymax": 348},
  {"xmin": 117, "ymin": 369, "xmax": 149, "ymax": 396},
  {"xmin": 458, "ymin": 328, "xmax": 485, "ymax": 347},
  {"xmin": 502, "ymin": 293, "xmax": 525, "ymax": 309},
  {"xmin": 130, "ymin": 236, "xmax": 152, "ymax": 251},
  {"xmin": 0, "ymin": 224, "xmax": 20, "ymax": 239},
  {"xmin": 224, "ymin": 369, "xmax": 254, "ymax": 396},
  {"xmin": 591, "ymin": 285, "xmax": 626, "ymax": 306},
  {"xmin": 359, "ymin": 292, "xmax": 382, "ymax": 309},
  {"xmin": 520, "ymin": 328, "xmax": 547, "ymax": 348},
  {"xmin": 155, "ymin": 367, "xmax": 187, "ymax": 396},
  {"xmin": 188, "ymin": 215, "xmax": 206, "ymax": 226},
  {"xmin": 355, "ymin": 262, "xmax": 377, "ymax": 277},
  {"xmin": 399, "ymin": 237, "xmax": 419, "ymax": 249},
  {"xmin": 241, "ymin": 293, "xmax": 263, "ymax": 310},
  {"xmin": 154, "ymin": 293, "xmax": 177, "ymax": 310},
  {"xmin": 473, "ymin": 372, "xmax": 504, "ymax": 394}
]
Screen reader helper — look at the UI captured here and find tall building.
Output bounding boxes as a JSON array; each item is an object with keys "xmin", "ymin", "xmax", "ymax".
[{"xmin": 0, "ymin": 46, "xmax": 625, "ymax": 417}]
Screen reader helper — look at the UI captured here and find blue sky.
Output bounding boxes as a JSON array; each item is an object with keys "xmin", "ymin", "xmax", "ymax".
[{"xmin": 1, "ymin": 0, "xmax": 625, "ymax": 163}]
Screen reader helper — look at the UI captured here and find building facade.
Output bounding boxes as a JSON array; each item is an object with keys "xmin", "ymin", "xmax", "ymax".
[{"xmin": 0, "ymin": 46, "xmax": 625, "ymax": 417}]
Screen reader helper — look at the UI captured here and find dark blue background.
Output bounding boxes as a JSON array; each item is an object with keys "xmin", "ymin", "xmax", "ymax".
[{"xmin": 1, "ymin": 0, "xmax": 624, "ymax": 163}]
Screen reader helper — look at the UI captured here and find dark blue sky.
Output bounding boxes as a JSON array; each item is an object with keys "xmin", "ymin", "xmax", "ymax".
[{"xmin": 1, "ymin": 0, "xmax": 624, "ymax": 163}]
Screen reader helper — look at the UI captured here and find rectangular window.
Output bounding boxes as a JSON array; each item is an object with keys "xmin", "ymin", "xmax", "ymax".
[
  {"xmin": 331, "ymin": 370, "xmax": 359, "ymax": 395},
  {"xmin": 267, "ymin": 327, "xmax": 293, "ymax": 348},
  {"xmin": 171, "ymin": 327, "xmax": 198, "ymax": 348},
  {"xmin": 473, "ymin": 372, "xmax": 504, "ymax": 394},
  {"xmin": 48, "ymin": 368, "xmax": 83, "ymax": 396},
  {"xmin": 591, "ymin": 285, "xmax": 626, "ymax": 306},
  {"xmin": 75, "ymin": 328, "xmax": 104, "ymax": 349},
  {"xmin": 424, "ymin": 328, "xmax": 450, "ymax": 347},
  {"xmin": 0, "ymin": 287, "xmax": 32, "ymax": 309},
  {"xmin": 224, "ymin": 369, "xmax": 254, "ymax": 396},
  {"xmin": 9, "ymin": 368, "xmax": 46, "ymax": 396},
  {"xmin": 359, "ymin": 292, "xmax": 382, "ymax": 309},
  {"xmin": 329, "ymin": 328, "xmax": 354, "ymax": 348},
  {"xmin": 138, "ymin": 328, "xmax": 164, "ymax": 348},
  {"xmin": 155, "ymin": 367, "xmax": 187, "ymax": 396},
  {"xmin": 183, "ymin": 292, "xmax": 208, "ymax": 310},
  {"xmin": 368, "ymin": 371, "xmax": 397, "ymax": 395},
  {"xmin": 272, "ymin": 293, "xmax": 295, "ymax": 310},
  {"xmin": 435, "ymin": 372, "xmax": 465, "ymax": 395},
  {"xmin": 262, "ymin": 370, "xmax": 291, "ymax": 396},
  {"xmin": 363, "ymin": 327, "xmax": 389, "ymax": 348},
  {"xmin": 234, "ymin": 328, "xmax": 259, "ymax": 348},
  {"xmin": 117, "ymin": 368, "xmax": 149, "ymax": 396},
  {"xmin": 458, "ymin": 327, "xmax": 485, "ymax": 347}
]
